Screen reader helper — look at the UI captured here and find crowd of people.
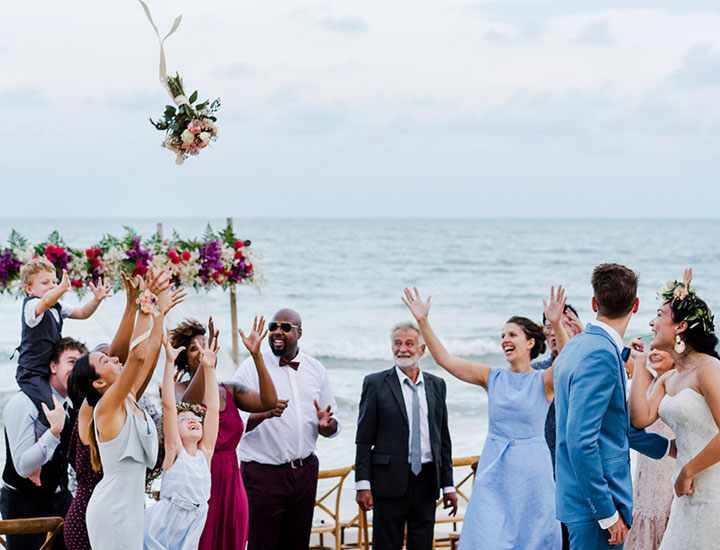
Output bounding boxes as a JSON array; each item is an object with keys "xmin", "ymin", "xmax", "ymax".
[{"xmin": 1, "ymin": 257, "xmax": 719, "ymax": 550}]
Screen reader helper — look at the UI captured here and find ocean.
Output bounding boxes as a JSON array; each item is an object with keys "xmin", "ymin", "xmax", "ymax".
[{"xmin": 0, "ymin": 218, "xmax": 718, "ymax": 471}]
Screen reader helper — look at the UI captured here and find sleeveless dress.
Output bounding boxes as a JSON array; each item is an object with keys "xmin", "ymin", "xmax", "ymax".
[
  {"xmin": 658, "ymin": 389, "xmax": 720, "ymax": 550},
  {"xmin": 198, "ymin": 384, "xmax": 249, "ymax": 550},
  {"xmin": 458, "ymin": 368, "xmax": 562, "ymax": 550},
  {"xmin": 86, "ymin": 399, "xmax": 158, "ymax": 550},
  {"xmin": 144, "ymin": 447, "xmax": 211, "ymax": 549},
  {"xmin": 64, "ymin": 418, "xmax": 104, "ymax": 550}
]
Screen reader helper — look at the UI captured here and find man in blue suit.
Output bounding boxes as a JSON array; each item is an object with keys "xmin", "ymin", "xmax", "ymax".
[{"xmin": 554, "ymin": 264, "xmax": 672, "ymax": 549}]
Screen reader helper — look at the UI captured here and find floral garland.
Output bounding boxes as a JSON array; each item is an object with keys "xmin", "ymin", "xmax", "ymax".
[
  {"xmin": 0, "ymin": 226, "xmax": 261, "ymax": 297},
  {"xmin": 658, "ymin": 280, "xmax": 715, "ymax": 334}
]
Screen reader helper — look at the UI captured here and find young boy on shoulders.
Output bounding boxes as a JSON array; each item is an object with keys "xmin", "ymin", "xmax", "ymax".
[{"xmin": 17, "ymin": 257, "xmax": 112, "ymax": 433}]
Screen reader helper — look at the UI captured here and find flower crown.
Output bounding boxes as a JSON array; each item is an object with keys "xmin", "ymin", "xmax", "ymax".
[
  {"xmin": 176, "ymin": 401, "xmax": 206, "ymax": 422},
  {"xmin": 658, "ymin": 280, "xmax": 715, "ymax": 334}
]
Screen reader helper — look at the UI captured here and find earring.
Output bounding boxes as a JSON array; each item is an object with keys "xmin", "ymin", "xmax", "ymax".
[{"xmin": 674, "ymin": 335, "xmax": 686, "ymax": 354}]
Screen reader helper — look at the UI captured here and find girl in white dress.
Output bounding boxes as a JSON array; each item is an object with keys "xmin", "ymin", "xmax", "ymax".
[{"xmin": 629, "ymin": 269, "xmax": 720, "ymax": 550}]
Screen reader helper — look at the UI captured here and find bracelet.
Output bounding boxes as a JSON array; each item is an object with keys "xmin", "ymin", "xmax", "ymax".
[{"xmin": 136, "ymin": 289, "xmax": 160, "ymax": 316}]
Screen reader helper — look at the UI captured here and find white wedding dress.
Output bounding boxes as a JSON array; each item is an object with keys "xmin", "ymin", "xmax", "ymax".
[{"xmin": 658, "ymin": 389, "xmax": 720, "ymax": 549}]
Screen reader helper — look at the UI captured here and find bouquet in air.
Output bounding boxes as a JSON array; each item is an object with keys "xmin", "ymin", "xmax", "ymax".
[{"xmin": 150, "ymin": 73, "xmax": 220, "ymax": 164}]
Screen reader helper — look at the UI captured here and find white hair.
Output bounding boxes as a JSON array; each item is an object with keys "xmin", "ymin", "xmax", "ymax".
[{"xmin": 390, "ymin": 321, "xmax": 424, "ymax": 345}]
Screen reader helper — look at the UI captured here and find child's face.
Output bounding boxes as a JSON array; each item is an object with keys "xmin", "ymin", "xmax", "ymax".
[
  {"xmin": 178, "ymin": 410, "xmax": 203, "ymax": 445},
  {"xmin": 24, "ymin": 270, "xmax": 57, "ymax": 298}
]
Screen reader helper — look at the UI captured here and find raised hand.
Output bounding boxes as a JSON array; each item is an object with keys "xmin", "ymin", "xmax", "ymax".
[
  {"xmin": 162, "ymin": 332, "xmax": 185, "ymax": 365},
  {"xmin": 314, "ymin": 399, "xmax": 334, "ymax": 429},
  {"xmin": 58, "ymin": 270, "xmax": 71, "ymax": 294},
  {"xmin": 208, "ymin": 316, "xmax": 219, "ymax": 349},
  {"xmin": 145, "ymin": 267, "xmax": 171, "ymax": 297},
  {"xmin": 198, "ymin": 331, "xmax": 219, "ymax": 370},
  {"xmin": 564, "ymin": 308, "xmax": 584, "ymax": 336},
  {"xmin": 239, "ymin": 316, "xmax": 267, "ymax": 356},
  {"xmin": 542, "ymin": 285, "xmax": 567, "ymax": 326},
  {"xmin": 401, "ymin": 286, "xmax": 431, "ymax": 321},
  {"xmin": 159, "ymin": 287, "xmax": 187, "ymax": 315},
  {"xmin": 89, "ymin": 276, "xmax": 113, "ymax": 301},
  {"xmin": 682, "ymin": 268, "xmax": 693, "ymax": 289},
  {"xmin": 122, "ymin": 271, "xmax": 141, "ymax": 301},
  {"xmin": 41, "ymin": 395, "xmax": 66, "ymax": 438}
]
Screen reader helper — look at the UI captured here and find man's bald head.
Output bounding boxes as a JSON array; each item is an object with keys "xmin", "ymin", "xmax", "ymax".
[{"xmin": 268, "ymin": 308, "xmax": 303, "ymax": 359}]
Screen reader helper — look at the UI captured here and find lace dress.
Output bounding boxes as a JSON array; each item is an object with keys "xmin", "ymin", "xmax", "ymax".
[
  {"xmin": 658, "ymin": 389, "xmax": 720, "ymax": 550},
  {"xmin": 625, "ymin": 417, "xmax": 675, "ymax": 550}
]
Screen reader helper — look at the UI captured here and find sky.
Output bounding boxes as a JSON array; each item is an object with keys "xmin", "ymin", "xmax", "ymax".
[{"xmin": 2, "ymin": 0, "xmax": 720, "ymax": 218}]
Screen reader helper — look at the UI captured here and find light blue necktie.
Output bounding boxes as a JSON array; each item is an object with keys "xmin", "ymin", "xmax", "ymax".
[{"xmin": 405, "ymin": 378, "xmax": 422, "ymax": 476}]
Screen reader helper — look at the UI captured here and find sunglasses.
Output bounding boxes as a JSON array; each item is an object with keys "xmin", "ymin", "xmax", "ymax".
[{"xmin": 268, "ymin": 322, "xmax": 300, "ymax": 333}]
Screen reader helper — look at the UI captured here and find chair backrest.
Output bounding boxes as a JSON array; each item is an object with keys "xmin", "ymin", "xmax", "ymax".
[
  {"xmin": 0, "ymin": 517, "xmax": 64, "ymax": 550},
  {"xmin": 313, "ymin": 465, "xmax": 354, "ymax": 528}
]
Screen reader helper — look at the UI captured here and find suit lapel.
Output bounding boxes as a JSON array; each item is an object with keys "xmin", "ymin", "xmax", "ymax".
[
  {"xmin": 586, "ymin": 325, "xmax": 628, "ymax": 411},
  {"xmin": 385, "ymin": 368, "xmax": 409, "ymax": 427},
  {"xmin": 424, "ymin": 374, "xmax": 437, "ymax": 423}
]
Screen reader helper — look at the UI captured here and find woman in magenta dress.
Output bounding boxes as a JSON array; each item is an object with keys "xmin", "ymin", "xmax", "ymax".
[{"xmin": 169, "ymin": 316, "xmax": 277, "ymax": 549}]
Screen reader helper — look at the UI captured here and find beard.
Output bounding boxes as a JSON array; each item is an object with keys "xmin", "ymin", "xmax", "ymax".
[{"xmin": 395, "ymin": 354, "xmax": 420, "ymax": 369}]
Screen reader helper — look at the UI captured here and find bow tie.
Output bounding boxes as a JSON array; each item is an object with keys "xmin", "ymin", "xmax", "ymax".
[
  {"xmin": 621, "ymin": 347, "xmax": 631, "ymax": 362},
  {"xmin": 279, "ymin": 357, "xmax": 300, "ymax": 370}
]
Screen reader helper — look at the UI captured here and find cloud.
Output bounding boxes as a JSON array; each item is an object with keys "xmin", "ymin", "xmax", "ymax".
[
  {"xmin": 270, "ymin": 102, "xmax": 355, "ymax": 134},
  {"xmin": 267, "ymin": 86, "xmax": 301, "ymax": 106},
  {"xmin": 317, "ymin": 16, "xmax": 369, "ymax": 33},
  {"xmin": 669, "ymin": 44, "xmax": 720, "ymax": 88},
  {"xmin": 0, "ymin": 87, "xmax": 47, "ymax": 106},
  {"xmin": 606, "ymin": 92, "xmax": 704, "ymax": 133},
  {"xmin": 223, "ymin": 62, "xmax": 256, "ymax": 78},
  {"xmin": 106, "ymin": 90, "xmax": 167, "ymax": 112},
  {"xmin": 575, "ymin": 20, "xmax": 612, "ymax": 44}
]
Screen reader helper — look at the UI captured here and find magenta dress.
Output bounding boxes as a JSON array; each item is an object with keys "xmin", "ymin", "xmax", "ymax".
[
  {"xmin": 64, "ymin": 419, "xmax": 104, "ymax": 550},
  {"xmin": 198, "ymin": 384, "xmax": 249, "ymax": 550}
]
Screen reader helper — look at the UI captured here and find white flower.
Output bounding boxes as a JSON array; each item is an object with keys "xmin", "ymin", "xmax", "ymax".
[
  {"xmin": 199, "ymin": 132, "xmax": 211, "ymax": 144},
  {"xmin": 181, "ymin": 130, "xmax": 195, "ymax": 144}
]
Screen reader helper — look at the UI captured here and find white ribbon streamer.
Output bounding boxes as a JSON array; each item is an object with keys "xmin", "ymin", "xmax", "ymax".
[{"xmin": 137, "ymin": 0, "xmax": 188, "ymax": 106}]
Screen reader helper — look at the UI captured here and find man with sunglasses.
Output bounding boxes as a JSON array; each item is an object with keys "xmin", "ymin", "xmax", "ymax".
[{"xmin": 233, "ymin": 308, "xmax": 341, "ymax": 550}]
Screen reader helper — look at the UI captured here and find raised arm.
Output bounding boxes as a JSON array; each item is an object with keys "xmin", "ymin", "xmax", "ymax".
[
  {"xmin": 95, "ymin": 269, "xmax": 170, "ymax": 435},
  {"xmin": 69, "ymin": 277, "xmax": 112, "ymax": 320},
  {"xmin": 628, "ymin": 337, "xmax": 668, "ymax": 429},
  {"xmin": 107, "ymin": 273, "xmax": 140, "ymax": 362},
  {"xmin": 179, "ymin": 317, "xmax": 218, "ymax": 404},
  {"xmin": 231, "ymin": 317, "xmax": 277, "ymax": 411},
  {"xmin": 35, "ymin": 270, "xmax": 71, "ymax": 316},
  {"xmin": 541, "ymin": 285, "xmax": 568, "ymax": 398},
  {"xmin": 160, "ymin": 334, "xmax": 184, "ymax": 469},
  {"xmin": 402, "ymin": 287, "xmax": 490, "ymax": 388},
  {"xmin": 197, "ymin": 336, "xmax": 220, "ymax": 461}
]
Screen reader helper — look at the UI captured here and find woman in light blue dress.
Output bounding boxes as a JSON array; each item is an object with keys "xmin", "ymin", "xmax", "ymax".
[
  {"xmin": 143, "ymin": 327, "xmax": 221, "ymax": 549},
  {"xmin": 403, "ymin": 286, "xmax": 565, "ymax": 550}
]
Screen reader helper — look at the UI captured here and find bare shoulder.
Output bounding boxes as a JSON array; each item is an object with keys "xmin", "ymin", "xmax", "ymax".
[{"xmin": 697, "ymin": 356, "xmax": 720, "ymax": 388}]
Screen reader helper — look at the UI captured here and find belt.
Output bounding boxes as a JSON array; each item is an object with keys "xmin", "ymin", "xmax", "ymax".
[{"xmin": 288, "ymin": 454, "xmax": 315, "ymax": 469}]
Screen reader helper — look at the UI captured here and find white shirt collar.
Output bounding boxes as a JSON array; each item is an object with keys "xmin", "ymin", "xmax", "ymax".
[
  {"xmin": 395, "ymin": 365, "xmax": 424, "ymax": 386},
  {"xmin": 588, "ymin": 320, "xmax": 624, "ymax": 352},
  {"xmin": 50, "ymin": 384, "xmax": 71, "ymax": 410}
]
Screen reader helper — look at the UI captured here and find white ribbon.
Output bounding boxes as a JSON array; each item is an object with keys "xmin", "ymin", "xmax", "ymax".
[{"xmin": 137, "ymin": 0, "xmax": 189, "ymax": 107}]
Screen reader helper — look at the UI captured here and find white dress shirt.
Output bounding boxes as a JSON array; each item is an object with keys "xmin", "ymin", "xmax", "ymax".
[
  {"xmin": 24, "ymin": 299, "xmax": 74, "ymax": 328},
  {"xmin": 355, "ymin": 367, "xmax": 455, "ymax": 495},
  {"xmin": 3, "ymin": 386, "xmax": 71, "ymax": 485},
  {"xmin": 233, "ymin": 349, "xmax": 341, "ymax": 465},
  {"xmin": 588, "ymin": 320, "xmax": 670, "ymax": 529}
]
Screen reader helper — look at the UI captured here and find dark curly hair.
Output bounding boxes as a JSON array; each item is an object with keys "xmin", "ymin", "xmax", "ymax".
[
  {"xmin": 169, "ymin": 319, "xmax": 206, "ymax": 376},
  {"xmin": 506, "ymin": 316, "xmax": 547, "ymax": 360},
  {"xmin": 670, "ymin": 297, "xmax": 720, "ymax": 360}
]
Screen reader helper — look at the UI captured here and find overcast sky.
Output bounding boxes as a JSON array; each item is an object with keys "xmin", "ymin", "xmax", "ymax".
[{"xmin": 2, "ymin": 0, "xmax": 720, "ymax": 218}]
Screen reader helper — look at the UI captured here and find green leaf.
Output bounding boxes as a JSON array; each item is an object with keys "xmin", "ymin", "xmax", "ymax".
[{"xmin": 189, "ymin": 90, "xmax": 198, "ymax": 104}]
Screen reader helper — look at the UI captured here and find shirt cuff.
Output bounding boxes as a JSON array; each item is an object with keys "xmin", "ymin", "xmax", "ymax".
[
  {"xmin": 598, "ymin": 511, "xmax": 619, "ymax": 530},
  {"xmin": 355, "ymin": 480, "xmax": 371, "ymax": 491},
  {"xmin": 442, "ymin": 486, "xmax": 456, "ymax": 495}
]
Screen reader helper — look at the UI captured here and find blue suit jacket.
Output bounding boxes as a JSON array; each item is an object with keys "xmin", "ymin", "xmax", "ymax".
[{"xmin": 554, "ymin": 324, "xmax": 669, "ymax": 525}]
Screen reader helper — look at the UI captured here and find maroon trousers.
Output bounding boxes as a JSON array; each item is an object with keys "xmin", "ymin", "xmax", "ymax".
[{"xmin": 241, "ymin": 455, "xmax": 319, "ymax": 550}]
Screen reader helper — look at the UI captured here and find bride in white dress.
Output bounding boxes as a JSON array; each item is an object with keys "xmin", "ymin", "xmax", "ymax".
[{"xmin": 629, "ymin": 269, "xmax": 720, "ymax": 550}]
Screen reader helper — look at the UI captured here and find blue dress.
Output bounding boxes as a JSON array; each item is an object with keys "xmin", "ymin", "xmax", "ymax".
[
  {"xmin": 459, "ymin": 368, "xmax": 562, "ymax": 550},
  {"xmin": 144, "ymin": 447, "xmax": 211, "ymax": 549}
]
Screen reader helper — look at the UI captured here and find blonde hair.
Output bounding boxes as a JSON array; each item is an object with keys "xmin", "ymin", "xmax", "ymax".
[{"xmin": 21, "ymin": 257, "xmax": 56, "ymax": 287}]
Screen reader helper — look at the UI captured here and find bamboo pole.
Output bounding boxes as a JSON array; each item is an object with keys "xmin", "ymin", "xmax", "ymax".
[
  {"xmin": 156, "ymin": 222, "xmax": 164, "ymax": 239},
  {"xmin": 227, "ymin": 217, "xmax": 239, "ymax": 365}
]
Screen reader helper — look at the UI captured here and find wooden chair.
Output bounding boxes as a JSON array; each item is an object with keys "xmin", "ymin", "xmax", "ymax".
[
  {"xmin": 433, "ymin": 456, "xmax": 479, "ymax": 548},
  {"xmin": 311, "ymin": 465, "xmax": 354, "ymax": 550},
  {"xmin": 0, "ymin": 517, "xmax": 64, "ymax": 550}
]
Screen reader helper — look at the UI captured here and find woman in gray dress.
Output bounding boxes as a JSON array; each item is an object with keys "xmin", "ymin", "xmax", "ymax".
[{"xmin": 71, "ymin": 269, "xmax": 175, "ymax": 550}]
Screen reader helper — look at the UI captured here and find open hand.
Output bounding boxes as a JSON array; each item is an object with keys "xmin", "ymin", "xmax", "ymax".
[
  {"xmin": 162, "ymin": 332, "xmax": 185, "ymax": 365},
  {"xmin": 314, "ymin": 399, "xmax": 334, "ymax": 429},
  {"xmin": 542, "ymin": 285, "xmax": 567, "ymax": 326},
  {"xmin": 89, "ymin": 276, "xmax": 113, "ymax": 301},
  {"xmin": 122, "ymin": 272, "xmax": 141, "ymax": 302},
  {"xmin": 239, "ymin": 316, "xmax": 268, "ymax": 356},
  {"xmin": 198, "ymin": 331, "xmax": 219, "ymax": 369},
  {"xmin": 145, "ymin": 267, "xmax": 171, "ymax": 297},
  {"xmin": 41, "ymin": 395, "xmax": 66, "ymax": 438},
  {"xmin": 682, "ymin": 268, "xmax": 693, "ymax": 289},
  {"xmin": 401, "ymin": 286, "xmax": 431, "ymax": 321},
  {"xmin": 159, "ymin": 287, "xmax": 187, "ymax": 315},
  {"xmin": 58, "ymin": 270, "xmax": 71, "ymax": 294}
]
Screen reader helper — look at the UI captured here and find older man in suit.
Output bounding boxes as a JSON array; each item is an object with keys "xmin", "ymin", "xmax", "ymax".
[{"xmin": 355, "ymin": 321, "xmax": 457, "ymax": 550}]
